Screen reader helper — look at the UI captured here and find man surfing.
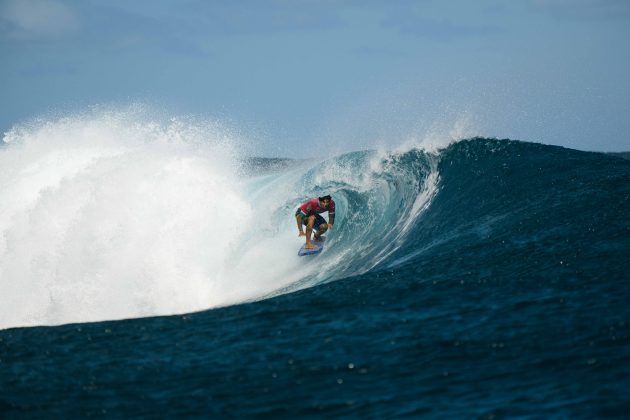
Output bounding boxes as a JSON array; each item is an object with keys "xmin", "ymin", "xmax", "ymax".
[{"xmin": 295, "ymin": 195, "xmax": 335, "ymax": 250}]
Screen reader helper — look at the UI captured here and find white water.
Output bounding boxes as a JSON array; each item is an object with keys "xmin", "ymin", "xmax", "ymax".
[{"xmin": 0, "ymin": 108, "xmax": 317, "ymax": 329}]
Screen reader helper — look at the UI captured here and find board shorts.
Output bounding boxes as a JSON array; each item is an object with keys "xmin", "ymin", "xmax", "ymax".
[{"xmin": 296, "ymin": 210, "xmax": 327, "ymax": 230}]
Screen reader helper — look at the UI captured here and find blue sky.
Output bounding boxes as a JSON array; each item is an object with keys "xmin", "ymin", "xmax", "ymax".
[{"xmin": 1, "ymin": 0, "xmax": 629, "ymax": 155}]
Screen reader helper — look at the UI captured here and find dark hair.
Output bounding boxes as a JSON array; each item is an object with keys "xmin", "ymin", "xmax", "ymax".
[{"xmin": 319, "ymin": 195, "xmax": 332, "ymax": 201}]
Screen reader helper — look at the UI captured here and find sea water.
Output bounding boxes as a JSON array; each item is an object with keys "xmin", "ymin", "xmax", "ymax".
[{"xmin": 1, "ymin": 109, "xmax": 629, "ymax": 417}]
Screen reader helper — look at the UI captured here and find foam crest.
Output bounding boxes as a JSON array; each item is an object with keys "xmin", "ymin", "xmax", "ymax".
[{"xmin": 0, "ymin": 108, "xmax": 262, "ymax": 328}]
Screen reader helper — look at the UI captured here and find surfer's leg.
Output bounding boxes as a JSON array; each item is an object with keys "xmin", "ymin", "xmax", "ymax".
[
  {"xmin": 305, "ymin": 215, "xmax": 317, "ymax": 249},
  {"xmin": 313, "ymin": 215, "xmax": 328, "ymax": 240},
  {"xmin": 314, "ymin": 223, "xmax": 328, "ymax": 240}
]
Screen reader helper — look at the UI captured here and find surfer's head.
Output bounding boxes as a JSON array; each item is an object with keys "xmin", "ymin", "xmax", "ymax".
[{"xmin": 319, "ymin": 195, "xmax": 332, "ymax": 207}]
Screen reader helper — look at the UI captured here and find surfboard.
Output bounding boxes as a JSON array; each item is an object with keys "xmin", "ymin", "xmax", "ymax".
[{"xmin": 298, "ymin": 243, "xmax": 323, "ymax": 256}]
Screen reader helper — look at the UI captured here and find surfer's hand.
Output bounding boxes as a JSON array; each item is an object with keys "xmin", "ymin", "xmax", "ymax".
[
  {"xmin": 298, "ymin": 231, "xmax": 306, "ymax": 237},
  {"xmin": 328, "ymin": 224, "xmax": 333, "ymax": 230}
]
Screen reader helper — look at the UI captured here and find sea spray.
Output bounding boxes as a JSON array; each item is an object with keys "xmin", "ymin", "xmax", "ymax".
[{"xmin": 0, "ymin": 109, "xmax": 254, "ymax": 328}]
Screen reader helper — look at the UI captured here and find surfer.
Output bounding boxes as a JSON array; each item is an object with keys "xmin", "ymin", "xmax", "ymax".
[{"xmin": 295, "ymin": 195, "xmax": 335, "ymax": 250}]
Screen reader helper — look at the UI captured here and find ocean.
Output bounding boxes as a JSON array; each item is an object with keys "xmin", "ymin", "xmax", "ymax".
[{"xmin": 1, "ymin": 113, "xmax": 629, "ymax": 417}]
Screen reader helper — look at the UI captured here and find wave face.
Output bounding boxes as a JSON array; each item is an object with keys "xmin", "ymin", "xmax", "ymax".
[
  {"xmin": 387, "ymin": 138, "xmax": 630, "ymax": 281},
  {"xmin": 1, "ymin": 115, "xmax": 629, "ymax": 416}
]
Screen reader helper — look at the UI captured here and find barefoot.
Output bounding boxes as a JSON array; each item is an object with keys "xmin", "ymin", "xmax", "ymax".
[{"xmin": 305, "ymin": 243, "xmax": 319, "ymax": 249}]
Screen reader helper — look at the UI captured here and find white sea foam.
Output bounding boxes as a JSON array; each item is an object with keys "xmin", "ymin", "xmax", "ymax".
[{"xmin": 0, "ymin": 107, "xmax": 311, "ymax": 329}]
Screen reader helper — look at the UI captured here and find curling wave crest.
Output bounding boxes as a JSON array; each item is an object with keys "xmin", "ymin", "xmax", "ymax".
[{"xmin": 0, "ymin": 110, "xmax": 438, "ymax": 329}]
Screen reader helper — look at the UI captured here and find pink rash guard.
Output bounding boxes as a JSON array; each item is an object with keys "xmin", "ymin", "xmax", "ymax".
[{"xmin": 297, "ymin": 198, "xmax": 335, "ymax": 217}]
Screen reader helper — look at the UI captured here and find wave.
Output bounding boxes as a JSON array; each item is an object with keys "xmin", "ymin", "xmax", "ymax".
[
  {"xmin": 4, "ymin": 108, "xmax": 627, "ymax": 330},
  {"xmin": 0, "ymin": 110, "xmax": 439, "ymax": 329}
]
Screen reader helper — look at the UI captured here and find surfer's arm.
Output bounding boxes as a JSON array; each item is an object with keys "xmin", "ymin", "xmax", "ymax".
[{"xmin": 327, "ymin": 200, "xmax": 335, "ymax": 228}]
